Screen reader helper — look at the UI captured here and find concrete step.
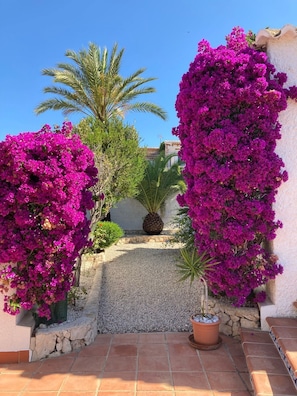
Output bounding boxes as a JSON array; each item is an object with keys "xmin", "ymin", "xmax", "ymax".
[{"xmin": 240, "ymin": 327, "xmax": 296, "ymax": 395}]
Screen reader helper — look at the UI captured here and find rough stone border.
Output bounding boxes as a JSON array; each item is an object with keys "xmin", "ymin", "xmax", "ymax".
[
  {"xmin": 30, "ymin": 262, "xmax": 103, "ymax": 361},
  {"xmin": 208, "ymin": 297, "xmax": 260, "ymax": 338}
]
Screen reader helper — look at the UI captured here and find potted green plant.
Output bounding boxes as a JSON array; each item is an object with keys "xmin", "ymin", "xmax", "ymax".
[{"xmin": 176, "ymin": 246, "xmax": 221, "ymax": 349}]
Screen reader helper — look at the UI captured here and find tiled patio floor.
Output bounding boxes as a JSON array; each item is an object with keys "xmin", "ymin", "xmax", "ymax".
[{"xmin": 0, "ymin": 332, "xmax": 252, "ymax": 395}]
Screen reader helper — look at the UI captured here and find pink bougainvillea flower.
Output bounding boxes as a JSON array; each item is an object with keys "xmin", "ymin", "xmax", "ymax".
[
  {"xmin": 173, "ymin": 26, "xmax": 296, "ymax": 306},
  {"xmin": 0, "ymin": 122, "xmax": 98, "ymax": 319}
]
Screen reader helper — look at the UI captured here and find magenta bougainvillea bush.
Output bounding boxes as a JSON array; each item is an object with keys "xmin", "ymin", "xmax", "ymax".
[
  {"xmin": 173, "ymin": 27, "xmax": 292, "ymax": 306},
  {"xmin": 0, "ymin": 122, "xmax": 97, "ymax": 318}
]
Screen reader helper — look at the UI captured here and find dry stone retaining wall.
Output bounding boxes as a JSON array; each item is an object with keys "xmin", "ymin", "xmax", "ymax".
[
  {"xmin": 30, "ymin": 256, "xmax": 103, "ymax": 361},
  {"xmin": 208, "ymin": 297, "xmax": 260, "ymax": 338}
]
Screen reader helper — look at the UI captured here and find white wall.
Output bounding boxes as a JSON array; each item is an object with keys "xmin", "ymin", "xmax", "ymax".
[
  {"xmin": 110, "ymin": 194, "xmax": 180, "ymax": 232},
  {"xmin": 256, "ymin": 25, "xmax": 297, "ymax": 318},
  {"xmin": 0, "ymin": 291, "xmax": 32, "ymax": 353}
]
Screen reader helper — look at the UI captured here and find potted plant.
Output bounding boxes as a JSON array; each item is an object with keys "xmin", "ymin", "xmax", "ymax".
[{"xmin": 176, "ymin": 246, "xmax": 221, "ymax": 349}]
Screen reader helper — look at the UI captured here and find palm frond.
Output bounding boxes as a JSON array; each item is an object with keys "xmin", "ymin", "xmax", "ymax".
[
  {"xmin": 135, "ymin": 152, "xmax": 185, "ymax": 213},
  {"xmin": 35, "ymin": 42, "xmax": 166, "ymax": 123}
]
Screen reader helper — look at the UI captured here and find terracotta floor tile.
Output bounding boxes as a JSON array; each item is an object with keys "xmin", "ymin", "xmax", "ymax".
[
  {"xmin": 227, "ymin": 342, "xmax": 245, "ymax": 357},
  {"xmin": 60, "ymin": 392, "xmax": 96, "ymax": 396},
  {"xmin": 172, "ymin": 371, "xmax": 210, "ymax": 391},
  {"xmin": 108, "ymin": 344, "xmax": 138, "ymax": 356},
  {"xmin": 39, "ymin": 355, "xmax": 76, "ymax": 372},
  {"xmin": 175, "ymin": 392, "xmax": 213, "ymax": 396},
  {"xmin": 0, "ymin": 373, "xmax": 33, "ymax": 391},
  {"xmin": 242, "ymin": 341, "xmax": 280, "ymax": 358},
  {"xmin": 0, "ymin": 393, "xmax": 20, "ymax": 396},
  {"xmin": 138, "ymin": 333, "xmax": 166, "ymax": 343},
  {"xmin": 239, "ymin": 372, "xmax": 253, "ymax": 392},
  {"xmin": 97, "ymin": 392, "xmax": 134, "ymax": 395},
  {"xmin": 199, "ymin": 345, "xmax": 230, "ymax": 357},
  {"xmin": 272, "ymin": 326, "xmax": 297, "ymax": 339},
  {"xmin": 251, "ymin": 372, "xmax": 296, "ymax": 395},
  {"xmin": 278, "ymin": 337, "xmax": 297, "ymax": 352},
  {"xmin": 232, "ymin": 355, "xmax": 249, "ymax": 373},
  {"xmin": 24, "ymin": 372, "xmax": 68, "ymax": 391},
  {"xmin": 21, "ymin": 392, "xmax": 59, "ymax": 396},
  {"xmin": 241, "ymin": 330, "xmax": 271, "ymax": 344},
  {"xmin": 170, "ymin": 355, "xmax": 202, "ymax": 371},
  {"xmin": 60, "ymin": 372, "xmax": 100, "ymax": 391},
  {"xmin": 168, "ymin": 343, "xmax": 198, "ymax": 357},
  {"xmin": 138, "ymin": 343, "xmax": 168, "ymax": 356},
  {"xmin": 137, "ymin": 371, "xmax": 173, "ymax": 391},
  {"xmin": 199, "ymin": 351, "xmax": 236, "ymax": 372},
  {"xmin": 206, "ymin": 371, "xmax": 247, "ymax": 391},
  {"xmin": 246, "ymin": 356, "xmax": 288, "ymax": 375},
  {"xmin": 220, "ymin": 334, "xmax": 240, "ymax": 345},
  {"xmin": 138, "ymin": 355, "xmax": 170, "ymax": 371},
  {"xmin": 112, "ymin": 333, "xmax": 139, "ymax": 344},
  {"xmin": 78, "ymin": 343, "xmax": 110, "ymax": 357},
  {"xmin": 267, "ymin": 317, "xmax": 297, "ymax": 328},
  {"xmin": 99, "ymin": 371, "xmax": 136, "ymax": 391},
  {"xmin": 166, "ymin": 332, "xmax": 190, "ymax": 343},
  {"xmin": 70, "ymin": 356, "xmax": 106, "ymax": 372},
  {"xmin": 0, "ymin": 360, "xmax": 42, "ymax": 373},
  {"xmin": 104, "ymin": 356, "xmax": 137, "ymax": 372},
  {"xmin": 136, "ymin": 392, "xmax": 174, "ymax": 396},
  {"xmin": 213, "ymin": 392, "xmax": 251, "ymax": 396},
  {"xmin": 94, "ymin": 334, "xmax": 113, "ymax": 344}
]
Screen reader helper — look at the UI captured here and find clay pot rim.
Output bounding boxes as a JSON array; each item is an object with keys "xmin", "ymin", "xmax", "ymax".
[{"xmin": 190, "ymin": 314, "xmax": 220, "ymax": 325}]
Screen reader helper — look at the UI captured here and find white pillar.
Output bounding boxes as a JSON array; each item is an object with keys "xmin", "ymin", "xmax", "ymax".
[
  {"xmin": 0, "ymin": 291, "xmax": 33, "ymax": 361},
  {"xmin": 256, "ymin": 25, "xmax": 297, "ymax": 323}
]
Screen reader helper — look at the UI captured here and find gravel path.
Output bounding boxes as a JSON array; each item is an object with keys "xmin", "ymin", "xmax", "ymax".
[{"xmin": 97, "ymin": 240, "xmax": 203, "ymax": 334}]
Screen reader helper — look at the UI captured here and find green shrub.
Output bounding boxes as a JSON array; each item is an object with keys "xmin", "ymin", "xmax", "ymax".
[
  {"xmin": 170, "ymin": 207, "xmax": 195, "ymax": 249},
  {"xmin": 90, "ymin": 221, "xmax": 124, "ymax": 252}
]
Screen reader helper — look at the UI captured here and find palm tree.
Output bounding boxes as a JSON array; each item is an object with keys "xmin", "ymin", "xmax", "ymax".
[
  {"xmin": 135, "ymin": 152, "xmax": 185, "ymax": 235},
  {"xmin": 35, "ymin": 42, "xmax": 167, "ymax": 123}
]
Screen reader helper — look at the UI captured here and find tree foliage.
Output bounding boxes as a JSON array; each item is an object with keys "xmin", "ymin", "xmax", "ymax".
[
  {"xmin": 35, "ymin": 42, "xmax": 167, "ymax": 123},
  {"xmin": 73, "ymin": 117, "xmax": 146, "ymax": 228}
]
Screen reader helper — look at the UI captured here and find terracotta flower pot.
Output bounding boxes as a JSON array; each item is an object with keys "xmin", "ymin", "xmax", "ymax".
[{"xmin": 190, "ymin": 315, "xmax": 220, "ymax": 346}]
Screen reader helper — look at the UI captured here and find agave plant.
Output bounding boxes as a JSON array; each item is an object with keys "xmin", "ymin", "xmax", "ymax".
[
  {"xmin": 176, "ymin": 247, "xmax": 218, "ymax": 316},
  {"xmin": 135, "ymin": 152, "xmax": 185, "ymax": 235}
]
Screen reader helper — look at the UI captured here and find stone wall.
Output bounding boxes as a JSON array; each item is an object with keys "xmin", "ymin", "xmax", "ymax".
[
  {"xmin": 30, "ymin": 257, "xmax": 103, "ymax": 361},
  {"xmin": 208, "ymin": 297, "xmax": 260, "ymax": 338}
]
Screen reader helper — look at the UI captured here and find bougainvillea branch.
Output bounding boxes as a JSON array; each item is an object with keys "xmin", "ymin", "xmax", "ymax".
[
  {"xmin": 0, "ymin": 122, "xmax": 97, "ymax": 318},
  {"xmin": 173, "ymin": 27, "xmax": 291, "ymax": 306}
]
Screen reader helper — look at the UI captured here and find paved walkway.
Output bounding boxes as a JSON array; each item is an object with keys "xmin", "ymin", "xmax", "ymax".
[{"xmin": 0, "ymin": 331, "xmax": 252, "ymax": 395}]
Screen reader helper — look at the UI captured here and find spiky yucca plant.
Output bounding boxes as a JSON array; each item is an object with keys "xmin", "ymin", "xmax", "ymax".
[
  {"xmin": 135, "ymin": 152, "xmax": 185, "ymax": 235},
  {"xmin": 176, "ymin": 247, "xmax": 218, "ymax": 316}
]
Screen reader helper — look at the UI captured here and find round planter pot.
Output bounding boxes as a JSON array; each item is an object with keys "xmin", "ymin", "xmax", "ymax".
[{"xmin": 190, "ymin": 315, "xmax": 220, "ymax": 346}]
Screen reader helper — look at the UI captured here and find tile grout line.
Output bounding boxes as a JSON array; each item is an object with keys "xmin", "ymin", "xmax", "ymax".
[
  {"xmin": 165, "ymin": 334, "xmax": 176, "ymax": 396},
  {"xmin": 196, "ymin": 348, "xmax": 216, "ymax": 395}
]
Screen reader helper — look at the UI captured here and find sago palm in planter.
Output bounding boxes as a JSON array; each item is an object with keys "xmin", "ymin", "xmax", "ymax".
[
  {"xmin": 135, "ymin": 152, "xmax": 185, "ymax": 235},
  {"xmin": 176, "ymin": 246, "xmax": 221, "ymax": 348}
]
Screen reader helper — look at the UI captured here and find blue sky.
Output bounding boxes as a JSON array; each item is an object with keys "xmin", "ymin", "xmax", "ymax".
[{"xmin": 0, "ymin": 0, "xmax": 296, "ymax": 147}]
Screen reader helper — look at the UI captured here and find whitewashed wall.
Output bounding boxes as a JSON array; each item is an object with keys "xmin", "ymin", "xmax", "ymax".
[
  {"xmin": 110, "ymin": 194, "xmax": 180, "ymax": 232},
  {"xmin": 256, "ymin": 25, "xmax": 297, "ymax": 322},
  {"xmin": 0, "ymin": 291, "xmax": 32, "ymax": 355}
]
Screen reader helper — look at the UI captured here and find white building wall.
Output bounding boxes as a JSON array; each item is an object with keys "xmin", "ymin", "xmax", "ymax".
[
  {"xmin": 0, "ymin": 292, "xmax": 32, "ymax": 353},
  {"xmin": 110, "ymin": 140, "xmax": 182, "ymax": 232},
  {"xmin": 256, "ymin": 25, "xmax": 297, "ymax": 319},
  {"xmin": 110, "ymin": 194, "xmax": 180, "ymax": 232}
]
